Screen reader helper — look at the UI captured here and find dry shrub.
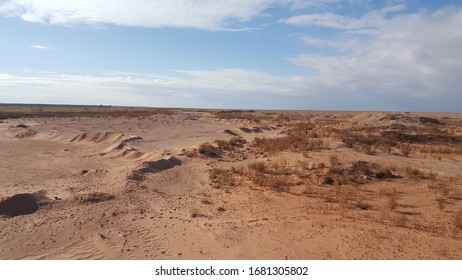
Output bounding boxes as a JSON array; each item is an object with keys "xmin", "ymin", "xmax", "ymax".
[
  {"xmin": 405, "ymin": 167, "xmax": 425, "ymax": 179},
  {"xmin": 394, "ymin": 214, "xmax": 409, "ymax": 227},
  {"xmin": 213, "ymin": 111, "xmax": 270, "ymax": 122},
  {"xmin": 229, "ymin": 136, "xmax": 246, "ymax": 147},
  {"xmin": 329, "ymin": 156, "xmax": 340, "ymax": 167},
  {"xmin": 334, "ymin": 188, "xmax": 352, "ymax": 209},
  {"xmin": 417, "ymin": 145, "xmax": 462, "ymax": 155},
  {"xmin": 255, "ymin": 175, "xmax": 288, "ymax": 191},
  {"xmin": 251, "ymin": 121, "xmax": 326, "ymax": 154},
  {"xmin": 199, "ymin": 136, "xmax": 246, "ymax": 157},
  {"xmin": 400, "ymin": 144, "xmax": 412, "ymax": 157},
  {"xmin": 215, "ymin": 136, "xmax": 246, "ymax": 150},
  {"xmin": 0, "ymin": 107, "xmax": 174, "ymax": 119},
  {"xmin": 268, "ymin": 159, "xmax": 290, "ymax": 175},
  {"xmin": 77, "ymin": 192, "xmax": 115, "ymax": 204},
  {"xmin": 248, "ymin": 161, "xmax": 267, "ymax": 173},
  {"xmin": 253, "ymin": 136, "xmax": 324, "ymax": 154},
  {"xmin": 338, "ymin": 124, "xmax": 462, "ymax": 157},
  {"xmin": 325, "ymin": 161, "xmax": 396, "ymax": 186},
  {"xmin": 341, "ymin": 133, "xmax": 394, "ymax": 155},
  {"xmin": 183, "ymin": 149, "xmax": 198, "ymax": 158},
  {"xmin": 209, "ymin": 168, "xmax": 234, "ymax": 189},
  {"xmin": 283, "ymin": 122, "xmax": 317, "ymax": 136},
  {"xmin": 356, "ymin": 199, "xmax": 372, "ymax": 210},
  {"xmin": 230, "ymin": 159, "xmax": 300, "ymax": 192},
  {"xmin": 230, "ymin": 166, "xmax": 246, "ymax": 176},
  {"xmin": 199, "ymin": 143, "xmax": 221, "ymax": 157}
]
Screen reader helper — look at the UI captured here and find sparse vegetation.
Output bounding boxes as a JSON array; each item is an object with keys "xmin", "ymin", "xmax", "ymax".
[
  {"xmin": 394, "ymin": 214, "xmax": 409, "ymax": 228},
  {"xmin": 199, "ymin": 136, "xmax": 247, "ymax": 158},
  {"xmin": 356, "ymin": 200, "xmax": 372, "ymax": 210},
  {"xmin": 0, "ymin": 104, "xmax": 174, "ymax": 119},
  {"xmin": 209, "ymin": 167, "xmax": 234, "ymax": 189},
  {"xmin": 404, "ymin": 167, "xmax": 426, "ymax": 179},
  {"xmin": 199, "ymin": 143, "xmax": 221, "ymax": 157},
  {"xmin": 252, "ymin": 136, "xmax": 325, "ymax": 154}
]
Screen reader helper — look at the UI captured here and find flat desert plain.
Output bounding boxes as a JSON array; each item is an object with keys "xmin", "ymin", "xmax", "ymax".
[{"xmin": 1, "ymin": 104, "xmax": 462, "ymax": 259}]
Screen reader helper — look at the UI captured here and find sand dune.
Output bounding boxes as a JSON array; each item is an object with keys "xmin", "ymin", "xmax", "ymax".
[{"xmin": 128, "ymin": 156, "xmax": 182, "ymax": 182}]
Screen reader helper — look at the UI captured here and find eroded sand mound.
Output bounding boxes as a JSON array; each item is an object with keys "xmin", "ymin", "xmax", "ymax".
[
  {"xmin": 114, "ymin": 136, "xmax": 143, "ymax": 150},
  {"xmin": 101, "ymin": 135, "xmax": 145, "ymax": 159},
  {"xmin": 240, "ymin": 126, "xmax": 270, "ymax": 133},
  {"xmin": 70, "ymin": 132, "xmax": 88, "ymax": 142},
  {"xmin": 0, "ymin": 192, "xmax": 53, "ymax": 217},
  {"xmin": 128, "ymin": 156, "xmax": 182, "ymax": 181},
  {"xmin": 224, "ymin": 129, "xmax": 239, "ymax": 136},
  {"xmin": 15, "ymin": 128, "xmax": 37, "ymax": 138},
  {"xmin": 70, "ymin": 132, "xmax": 126, "ymax": 144}
]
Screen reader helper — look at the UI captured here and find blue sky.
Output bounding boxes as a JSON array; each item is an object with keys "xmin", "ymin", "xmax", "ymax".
[{"xmin": 0, "ymin": 0, "xmax": 461, "ymax": 112}]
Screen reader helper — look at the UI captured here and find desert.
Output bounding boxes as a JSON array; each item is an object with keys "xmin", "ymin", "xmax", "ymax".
[{"xmin": 0, "ymin": 104, "xmax": 461, "ymax": 260}]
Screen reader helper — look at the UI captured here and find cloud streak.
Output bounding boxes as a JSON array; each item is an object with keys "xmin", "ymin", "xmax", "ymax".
[
  {"xmin": 280, "ymin": 4, "xmax": 407, "ymax": 30},
  {"xmin": 30, "ymin": 44, "xmax": 52, "ymax": 50}
]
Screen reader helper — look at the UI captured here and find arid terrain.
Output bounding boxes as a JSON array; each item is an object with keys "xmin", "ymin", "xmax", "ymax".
[{"xmin": 1, "ymin": 104, "xmax": 462, "ymax": 259}]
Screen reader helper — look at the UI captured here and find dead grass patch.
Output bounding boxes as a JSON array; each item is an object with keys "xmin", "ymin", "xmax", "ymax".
[
  {"xmin": 199, "ymin": 143, "xmax": 221, "ymax": 157},
  {"xmin": 404, "ymin": 166, "xmax": 429, "ymax": 179},
  {"xmin": 252, "ymin": 136, "xmax": 325, "ymax": 154},
  {"xmin": 199, "ymin": 136, "xmax": 247, "ymax": 158},
  {"xmin": 325, "ymin": 161, "xmax": 397, "ymax": 186},
  {"xmin": 209, "ymin": 168, "xmax": 236, "ymax": 189}
]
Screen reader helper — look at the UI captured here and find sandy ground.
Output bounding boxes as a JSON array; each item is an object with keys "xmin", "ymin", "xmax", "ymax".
[{"xmin": 0, "ymin": 105, "xmax": 462, "ymax": 259}]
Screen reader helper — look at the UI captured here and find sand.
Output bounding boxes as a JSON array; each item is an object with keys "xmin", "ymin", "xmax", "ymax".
[{"xmin": 0, "ymin": 105, "xmax": 462, "ymax": 259}]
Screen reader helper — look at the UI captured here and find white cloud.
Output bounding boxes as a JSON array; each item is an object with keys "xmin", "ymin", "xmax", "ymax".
[
  {"xmin": 289, "ymin": 7, "xmax": 462, "ymax": 107},
  {"xmin": 278, "ymin": 0, "xmax": 339, "ymax": 9},
  {"xmin": 0, "ymin": 0, "xmax": 388, "ymax": 30},
  {"xmin": 0, "ymin": 0, "xmax": 278, "ymax": 30},
  {"xmin": 280, "ymin": 4, "xmax": 406, "ymax": 30},
  {"xmin": 30, "ymin": 44, "xmax": 52, "ymax": 50},
  {"xmin": 0, "ymin": 69, "xmax": 302, "ymax": 96}
]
